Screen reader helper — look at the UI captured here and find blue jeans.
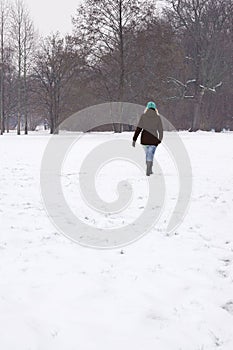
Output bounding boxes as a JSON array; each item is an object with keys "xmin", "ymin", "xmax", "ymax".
[{"xmin": 144, "ymin": 145, "xmax": 156, "ymax": 162}]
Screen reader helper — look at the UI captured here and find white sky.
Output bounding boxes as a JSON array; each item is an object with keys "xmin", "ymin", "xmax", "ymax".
[
  {"xmin": 26, "ymin": 0, "xmax": 166, "ymax": 37},
  {"xmin": 26, "ymin": 0, "xmax": 82, "ymax": 36}
]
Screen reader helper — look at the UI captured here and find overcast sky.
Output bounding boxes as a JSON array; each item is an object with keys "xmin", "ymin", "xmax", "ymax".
[
  {"xmin": 27, "ymin": 0, "xmax": 166, "ymax": 37},
  {"xmin": 27, "ymin": 0, "xmax": 82, "ymax": 36}
]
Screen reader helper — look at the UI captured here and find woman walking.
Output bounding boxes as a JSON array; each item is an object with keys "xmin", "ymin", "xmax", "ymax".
[{"xmin": 132, "ymin": 101, "xmax": 163, "ymax": 176}]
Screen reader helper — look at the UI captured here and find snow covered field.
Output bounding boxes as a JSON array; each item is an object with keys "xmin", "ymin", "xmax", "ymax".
[{"xmin": 0, "ymin": 131, "xmax": 233, "ymax": 350}]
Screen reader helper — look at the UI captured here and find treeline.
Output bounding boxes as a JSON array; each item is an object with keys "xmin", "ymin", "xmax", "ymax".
[{"xmin": 0, "ymin": 0, "xmax": 232, "ymax": 135}]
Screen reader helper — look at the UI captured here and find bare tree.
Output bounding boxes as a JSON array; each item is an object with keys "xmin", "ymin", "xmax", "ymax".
[
  {"xmin": 22, "ymin": 15, "xmax": 35, "ymax": 134},
  {"xmin": 10, "ymin": 0, "xmax": 23, "ymax": 135},
  {"xmin": 0, "ymin": 0, "xmax": 9, "ymax": 135},
  {"xmin": 33, "ymin": 33, "xmax": 80, "ymax": 134},
  {"xmin": 10, "ymin": 0, "xmax": 34, "ymax": 135},
  {"xmin": 72, "ymin": 0, "xmax": 157, "ymax": 132},
  {"xmin": 126, "ymin": 18, "xmax": 183, "ymax": 104},
  {"xmin": 165, "ymin": 0, "xmax": 233, "ymax": 131},
  {"xmin": 4, "ymin": 46, "xmax": 17, "ymax": 131}
]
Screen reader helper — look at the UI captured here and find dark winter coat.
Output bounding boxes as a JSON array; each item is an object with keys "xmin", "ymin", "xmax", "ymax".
[{"xmin": 133, "ymin": 108, "xmax": 163, "ymax": 146}]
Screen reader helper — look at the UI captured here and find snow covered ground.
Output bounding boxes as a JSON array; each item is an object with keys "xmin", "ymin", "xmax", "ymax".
[{"xmin": 0, "ymin": 131, "xmax": 233, "ymax": 350}]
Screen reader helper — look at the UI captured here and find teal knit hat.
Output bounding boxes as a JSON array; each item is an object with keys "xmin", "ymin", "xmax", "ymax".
[{"xmin": 147, "ymin": 101, "xmax": 157, "ymax": 110}]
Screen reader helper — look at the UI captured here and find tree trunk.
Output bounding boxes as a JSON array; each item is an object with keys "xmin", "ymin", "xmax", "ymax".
[
  {"xmin": 17, "ymin": 102, "xmax": 21, "ymax": 135},
  {"xmin": 53, "ymin": 87, "xmax": 59, "ymax": 134},
  {"xmin": 6, "ymin": 113, "xmax": 9, "ymax": 132},
  {"xmin": 112, "ymin": 123, "xmax": 122, "ymax": 133},
  {"xmin": 191, "ymin": 90, "xmax": 204, "ymax": 131},
  {"xmin": 24, "ymin": 113, "xmax": 28, "ymax": 134},
  {"xmin": 0, "ymin": 64, "xmax": 3, "ymax": 134},
  {"xmin": 49, "ymin": 107, "xmax": 54, "ymax": 134},
  {"xmin": 115, "ymin": 0, "xmax": 124, "ymax": 133},
  {"xmin": 17, "ymin": 50, "xmax": 21, "ymax": 135},
  {"xmin": 0, "ymin": 18, "xmax": 4, "ymax": 135},
  {"xmin": 24, "ymin": 67, "xmax": 28, "ymax": 134}
]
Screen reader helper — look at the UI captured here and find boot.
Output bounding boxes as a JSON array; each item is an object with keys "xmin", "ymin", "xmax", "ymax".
[
  {"xmin": 150, "ymin": 162, "xmax": 153, "ymax": 175},
  {"xmin": 146, "ymin": 161, "xmax": 153, "ymax": 176}
]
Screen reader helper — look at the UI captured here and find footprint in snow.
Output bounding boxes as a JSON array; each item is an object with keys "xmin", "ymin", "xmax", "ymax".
[
  {"xmin": 222, "ymin": 301, "xmax": 233, "ymax": 315},
  {"xmin": 217, "ymin": 269, "xmax": 229, "ymax": 278},
  {"xmin": 219, "ymin": 258, "xmax": 232, "ymax": 267}
]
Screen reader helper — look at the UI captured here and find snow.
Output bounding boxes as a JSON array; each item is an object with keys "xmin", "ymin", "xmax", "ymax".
[{"xmin": 0, "ymin": 131, "xmax": 233, "ymax": 349}]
